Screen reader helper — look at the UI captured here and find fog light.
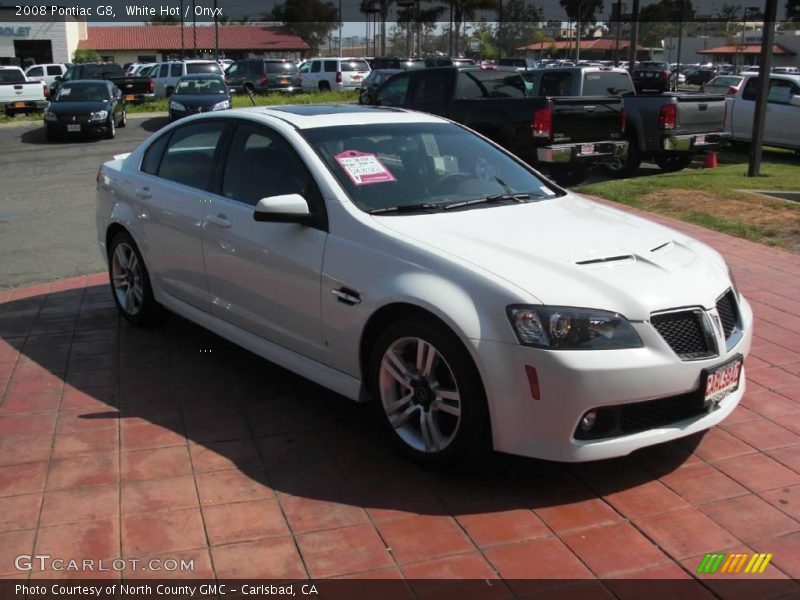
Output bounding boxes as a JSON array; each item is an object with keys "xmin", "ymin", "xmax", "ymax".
[{"xmin": 580, "ymin": 410, "xmax": 597, "ymax": 431}]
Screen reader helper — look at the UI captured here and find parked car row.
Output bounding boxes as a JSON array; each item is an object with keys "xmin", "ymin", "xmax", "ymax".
[{"xmin": 0, "ymin": 66, "xmax": 49, "ymax": 116}]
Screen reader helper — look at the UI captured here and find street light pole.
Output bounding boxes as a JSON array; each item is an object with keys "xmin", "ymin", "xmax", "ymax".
[
  {"xmin": 180, "ymin": 0, "xmax": 185, "ymax": 59},
  {"xmin": 213, "ymin": 0, "xmax": 218, "ymax": 61},
  {"xmin": 628, "ymin": 0, "xmax": 640, "ymax": 73},
  {"xmin": 338, "ymin": 0, "xmax": 343, "ymax": 56},
  {"xmin": 192, "ymin": 0, "xmax": 197, "ymax": 58},
  {"xmin": 748, "ymin": 0, "xmax": 778, "ymax": 177}
]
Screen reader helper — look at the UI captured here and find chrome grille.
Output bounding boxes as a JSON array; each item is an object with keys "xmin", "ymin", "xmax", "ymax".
[
  {"xmin": 651, "ymin": 310, "xmax": 715, "ymax": 360},
  {"xmin": 716, "ymin": 290, "xmax": 739, "ymax": 340}
]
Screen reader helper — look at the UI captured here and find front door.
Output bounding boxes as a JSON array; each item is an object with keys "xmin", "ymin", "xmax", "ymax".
[{"xmin": 202, "ymin": 122, "xmax": 328, "ymax": 360}]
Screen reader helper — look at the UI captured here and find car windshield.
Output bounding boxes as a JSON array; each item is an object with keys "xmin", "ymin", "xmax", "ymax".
[
  {"xmin": 55, "ymin": 83, "xmax": 109, "ymax": 102},
  {"xmin": 302, "ymin": 122, "xmax": 561, "ymax": 214},
  {"xmin": 186, "ymin": 63, "xmax": 221, "ymax": 74},
  {"xmin": 176, "ymin": 78, "xmax": 226, "ymax": 94}
]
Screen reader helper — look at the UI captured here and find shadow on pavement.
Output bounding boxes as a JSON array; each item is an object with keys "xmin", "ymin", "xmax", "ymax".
[
  {"xmin": 0, "ymin": 283, "xmax": 707, "ymax": 524},
  {"xmin": 138, "ymin": 116, "xmax": 170, "ymax": 133},
  {"xmin": 20, "ymin": 127, "xmax": 104, "ymax": 145}
]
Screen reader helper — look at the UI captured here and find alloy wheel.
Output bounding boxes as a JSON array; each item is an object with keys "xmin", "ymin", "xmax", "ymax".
[{"xmin": 111, "ymin": 242, "xmax": 144, "ymax": 315}]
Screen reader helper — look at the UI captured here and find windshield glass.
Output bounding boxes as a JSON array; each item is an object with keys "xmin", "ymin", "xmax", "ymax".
[
  {"xmin": 55, "ymin": 83, "xmax": 109, "ymax": 102},
  {"xmin": 176, "ymin": 78, "xmax": 226, "ymax": 94},
  {"xmin": 302, "ymin": 122, "xmax": 560, "ymax": 213},
  {"xmin": 186, "ymin": 63, "xmax": 222, "ymax": 75}
]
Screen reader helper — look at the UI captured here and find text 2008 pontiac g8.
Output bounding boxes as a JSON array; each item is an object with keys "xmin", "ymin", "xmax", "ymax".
[{"xmin": 96, "ymin": 105, "xmax": 751, "ymax": 467}]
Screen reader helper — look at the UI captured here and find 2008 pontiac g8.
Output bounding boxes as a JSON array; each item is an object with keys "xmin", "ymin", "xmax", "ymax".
[{"xmin": 96, "ymin": 105, "xmax": 752, "ymax": 467}]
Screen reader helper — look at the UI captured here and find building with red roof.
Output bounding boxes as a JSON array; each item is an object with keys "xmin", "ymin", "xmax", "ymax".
[
  {"xmin": 517, "ymin": 38, "xmax": 648, "ymax": 61},
  {"xmin": 77, "ymin": 24, "xmax": 309, "ymax": 64}
]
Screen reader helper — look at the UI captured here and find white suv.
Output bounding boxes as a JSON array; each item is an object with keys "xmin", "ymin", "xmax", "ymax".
[
  {"xmin": 24, "ymin": 63, "xmax": 66, "ymax": 88},
  {"xmin": 150, "ymin": 60, "xmax": 223, "ymax": 97},
  {"xmin": 300, "ymin": 57, "xmax": 370, "ymax": 92}
]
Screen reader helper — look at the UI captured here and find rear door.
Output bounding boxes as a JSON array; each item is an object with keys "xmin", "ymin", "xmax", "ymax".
[
  {"xmin": 340, "ymin": 59, "xmax": 370, "ymax": 89},
  {"xmin": 133, "ymin": 120, "xmax": 228, "ymax": 312},
  {"xmin": 764, "ymin": 77, "xmax": 800, "ymax": 147},
  {"xmin": 202, "ymin": 121, "xmax": 328, "ymax": 360}
]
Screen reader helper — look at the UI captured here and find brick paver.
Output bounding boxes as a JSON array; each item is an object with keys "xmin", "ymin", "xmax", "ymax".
[{"xmin": 1, "ymin": 204, "xmax": 800, "ymax": 592}]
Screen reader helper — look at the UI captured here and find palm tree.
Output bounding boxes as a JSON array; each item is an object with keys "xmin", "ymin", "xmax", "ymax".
[{"xmin": 450, "ymin": 0, "xmax": 498, "ymax": 56}]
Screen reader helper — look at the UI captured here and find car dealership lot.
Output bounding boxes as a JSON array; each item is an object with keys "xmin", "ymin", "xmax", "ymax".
[
  {"xmin": 2, "ymin": 159, "xmax": 800, "ymax": 588},
  {"xmin": 0, "ymin": 116, "xmax": 161, "ymax": 289}
]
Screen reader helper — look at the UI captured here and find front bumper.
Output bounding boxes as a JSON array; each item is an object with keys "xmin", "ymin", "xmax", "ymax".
[
  {"xmin": 46, "ymin": 121, "xmax": 109, "ymax": 137},
  {"xmin": 474, "ymin": 296, "xmax": 753, "ymax": 462},
  {"xmin": 537, "ymin": 140, "xmax": 628, "ymax": 164},
  {"xmin": 663, "ymin": 132, "xmax": 730, "ymax": 152}
]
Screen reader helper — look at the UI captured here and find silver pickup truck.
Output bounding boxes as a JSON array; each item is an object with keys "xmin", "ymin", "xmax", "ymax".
[
  {"xmin": 521, "ymin": 67, "xmax": 729, "ymax": 177},
  {"xmin": 0, "ymin": 67, "xmax": 48, "ymax": 116}
]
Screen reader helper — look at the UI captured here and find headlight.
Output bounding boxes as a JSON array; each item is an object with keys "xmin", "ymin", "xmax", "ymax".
[
  {"xmin": 507, "ymin": 305, "xmax": 643, "ymax": 350},
  {"xmin": 211, "ymin": 100, "xmax": 230, "ymax": 111},
  {"xmin": 89, "ymin": 110, "xmax": 108, "ymax": 122},
  {"xmin": 170, "ymin": 101, "xmax": 186, "ymax": 111},
  {"xmin": 44, "ymin": 111, "xmax": 57, "ymax": 122}
]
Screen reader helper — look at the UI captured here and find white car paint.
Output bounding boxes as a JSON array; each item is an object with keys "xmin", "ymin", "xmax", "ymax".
[
  {"xmin": 150, "ymin": 60, "xmax": 224, "ymax": 98},
  {"xmin": 300, "ymin": 57, "xmax": 371, "ymax": 92},
  {"xmin": 96, "ymin": 106, "xmax": 752, "ymax": 462},
  {"xmin": 23, "ymin": 63, "xmax": 66, "ymax": 88},
  {"xmin": 726, "ymin": 73, "xmax": 800, "ymax": 150}
]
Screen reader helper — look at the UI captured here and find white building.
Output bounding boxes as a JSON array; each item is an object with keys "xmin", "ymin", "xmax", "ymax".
[{"xmin": 0, "ymin": 9, "xmax": 86, "ymax": 66}]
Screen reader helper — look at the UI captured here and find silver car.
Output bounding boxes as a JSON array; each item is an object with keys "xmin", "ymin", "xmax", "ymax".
[{"xmin": 702, "ymin": 75, "xmax": 744, "ymax": 96}]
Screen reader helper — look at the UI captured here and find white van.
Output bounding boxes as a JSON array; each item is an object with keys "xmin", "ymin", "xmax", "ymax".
[
  {"xmin": 24, "ymin": 63, "xmax": 66, "ymax": 88},
  {"xmin": 300, "ymin": 57, "xmax": 370, "ymax": 92},
  {"xmin": 150, "ymin": 60, "xmax": 223, "ymax": 97}
]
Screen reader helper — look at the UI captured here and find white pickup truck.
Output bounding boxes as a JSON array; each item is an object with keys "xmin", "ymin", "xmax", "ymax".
[
  {"xmin": 0, "ymin": 66, "xmax": 48, "ymax": 116},
  {"xmin": 726, "ymin": 73, "xmax": 800, "ymax": 151}
]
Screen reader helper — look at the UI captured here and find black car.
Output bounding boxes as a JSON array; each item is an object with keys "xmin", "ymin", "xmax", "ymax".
[
  {"xmin": 224, "ymin": 59, "xmax": 300, "ymax": 94},
  {"xmin": 44, "ymin": 80, "xmax": 126, "ymax": 141},
  {"xmin": 358, "ymin": 68, "xmax": 402, "ymax": 104},
  {"xmin": 168, "ymin": 74, "xmax": 231, "ymax": 121},
  {"xmin": 632, "ymin": 61, "xmax": 671, "ymax": 93},
  {"xmin": 686, "ymin": 68, "xmax": 717, "ymax": 86}
]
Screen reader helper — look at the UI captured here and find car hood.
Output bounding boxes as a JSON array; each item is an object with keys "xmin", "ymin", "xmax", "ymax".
[
  {"xmin": 49, "ymin": 101, "xmax": 109, "ymax": 113},
  {"xmin": 374, "ymin": 193, "xmax": 731, "ymax": 320},
  {"xmin": 171, "ymin": 94, "xmax": 229, "ymax": 107}
]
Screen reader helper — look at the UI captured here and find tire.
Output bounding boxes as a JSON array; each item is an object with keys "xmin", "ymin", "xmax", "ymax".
[
  {"xmin": 603, "ymin": 136, "xmax": 642, "ymax": 178},
  {"xmin": 368, "ymin": 317, "xmax": 490, "ymax": 469},
  {"xmin": 107, "ymin": 231, "xmax": 159, "ymax": 326},
  {"xmin": 318, "ymin": 81, "xmax": 331, "ymax": 92},
  {"xmin": 118, "ymin": 109, "xmax": 127, "ymax": 128},
  {"xmin": 549, "ymin": 165, "xmax": 590, "ymax": 187},
  {"xmin": 105, "ymin": 115, "xmax": 116, "ymax": 139},
  {"xmin": 654, "ymin": 152, "xmax": 693, "ymax": 172},
  {"xmin": 165, "ymin": 87, "xmax": 174, "ymax": 98}
]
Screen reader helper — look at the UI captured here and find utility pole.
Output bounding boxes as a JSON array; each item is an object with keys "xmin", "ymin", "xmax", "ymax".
[
  {"xmin": 748, "ymin": 0, "xmax": 778, "ymax": 177},
  {"xmin": 627, "ymin": 0, "xmax": 639, "ymax": 73},
  {"xmin": 192, "ymin": 0, "xmax": 197, "ymax": 58},
  {"xmin": 180, "ymin": 0, "xmax": 185, "ymax": 59},
  {"xmin": 614, "ymin": 0, "xmax": 622, "ymax": 66},
  {"xmin": 213, "ymin": 0, "xmax": 218, "ymax": 61},
  {"xmin": 338, "ymin": 0, "xmax": 343, "ymax": 56},
  {"xmin": 675, "ymin": 0, "xmax": 684, "ymax": 91},
  {"xmin": 575, "ymin": 2, "xmax": 581, "ymax": 63}
]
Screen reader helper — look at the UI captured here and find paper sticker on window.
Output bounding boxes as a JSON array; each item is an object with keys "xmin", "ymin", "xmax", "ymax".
[{"xmin": 334, "ymin": 150, "xmax": 396, "ymax": 186}]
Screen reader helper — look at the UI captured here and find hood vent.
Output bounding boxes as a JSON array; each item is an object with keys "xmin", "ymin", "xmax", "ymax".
[
  {"xmin": 651, "ymin": 240, "xmax": 673, "ymax": 253},
  {"xmin": 575, "ymin": 254, "xmax": 635, "ymax": 266}
]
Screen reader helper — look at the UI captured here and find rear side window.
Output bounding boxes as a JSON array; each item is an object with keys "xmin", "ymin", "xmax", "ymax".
[
  {"xmin": 265, "ymin": 62, "xmax": 297, "ymax": 74},
  {"xmin": 141, "ymin": 134, "xmax": 170, "ymax": 175},
  {"xmin": 46, "ymin": 65, "xmax": 62, "ymax": 75},
  {"xmin": 472, "ymin": 72, "xmax": 526, "ymax": 98},
  {"xmin": 156, "ymin": 122, "xmax": 226, "ymax": 190},
  {"xmin": 187, "ymin": 63, "xmax": 221, "ymax": 75},
  {"xmin": 170, "ymin": 64, "xmax": 183, "ymax": 77},
  {"xmin": 341, "ymin": 60, "xmax": 369, "ymax": 72},
  {"xmin": 324, "ymin": 61, "xmax": 337, "ymax": 73}
]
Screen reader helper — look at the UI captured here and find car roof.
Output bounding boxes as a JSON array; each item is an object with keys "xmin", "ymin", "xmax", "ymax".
[{"xmin": 246, "ymin": 105, "xmax": 447, "ymax": 129}]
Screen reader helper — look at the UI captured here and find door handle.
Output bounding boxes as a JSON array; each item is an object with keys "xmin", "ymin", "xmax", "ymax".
[
  {"xmin": 134, "ymin": 187, "xmax": 151, "ymax": 199},
  {"xmin": 206, "ymin": 213, "xmax": 231, "ymax": 228}
]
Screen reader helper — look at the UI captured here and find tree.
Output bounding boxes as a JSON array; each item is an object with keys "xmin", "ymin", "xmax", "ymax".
[
  {"xmin": 265, "ymin": 0, "xmax": 339, "ymax": 54},
  {"xmin": 558, "ymin": 0, "xmax": 604, "ymax": 24},
  {"xmin": 497, "ymin": 0, "xmax": 544, "ymax": 57},
  {"xmin": 73, "ymin": 49, "xmax": 100, "ymax": 63},
  {"xmin": 638, "ymin": 0, "xmax": 695, "ymax": 48},
  {"xmin": 474, "ymin": 22, "xmax": 498, "ymax": 58},
  {"xmin": 148, "ymin": 15, "xmax": 180, "ymax": 25},
  {"xmin": 786, "ymin": 0, "xmax": 800, "ymax": 21}
]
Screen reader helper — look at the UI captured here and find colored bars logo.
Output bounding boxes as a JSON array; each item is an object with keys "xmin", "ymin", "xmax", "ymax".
[{"xmin": 697, "ymin": 552, "xmax": 773, "ymax": 574}]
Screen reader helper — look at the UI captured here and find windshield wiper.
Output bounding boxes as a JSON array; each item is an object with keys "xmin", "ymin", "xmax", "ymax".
[
  {"xmin": 367, "ymin": 203, "xmax": 443, "ymax": 215},
  {"xmin": 443, "ymin": 193, "xmax": 534, "ymax": 211}
]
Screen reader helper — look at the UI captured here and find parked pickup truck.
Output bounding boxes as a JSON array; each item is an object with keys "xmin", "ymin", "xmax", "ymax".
[
  {"xmin": 51, "ymin": 63, "xmax": 154, "ymax": 104},
  {"xmin": 522, "ymin": 67, "xmax": 729, "ymax": 176},
  {"xmin": 0, "ymin": 66, "xmax": 48, "ymax": 116},
  {"xmin": 369, "ymin": 66, "xmax": 628, "ymax": 185},
  {"xmin": 726, "ymin": 73, "xmax": 800, "ymax": 152}
]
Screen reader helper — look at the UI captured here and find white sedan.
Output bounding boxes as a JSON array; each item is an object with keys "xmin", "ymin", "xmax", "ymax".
[{"xmin": 96, "ymin": 106, "xmax": 752, "ymax": 466}]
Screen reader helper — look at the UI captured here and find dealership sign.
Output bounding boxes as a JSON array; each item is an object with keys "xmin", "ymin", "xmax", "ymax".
[{"xmin": 0, "ymin": 27, "xmax": 32, "ymax": 37}]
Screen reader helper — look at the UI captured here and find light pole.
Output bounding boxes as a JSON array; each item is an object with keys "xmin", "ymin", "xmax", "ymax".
[
  {"xmin": 180, "ymin": 0, "xmax": 185, "ymax": 59},
  {"xmin": 213, "ymin": 0, "xmax": 219, "ymax": 61},
  {"xmin": 748, "ymin": 0, "xmax": 777, "ymax": 177},
  {"xmin": 338, "ymin": 0, "xmax": 343, "ymax": 56},
  {"xmin": 192, "ymin": 0, "xmax": 197, "ymax": 58}
]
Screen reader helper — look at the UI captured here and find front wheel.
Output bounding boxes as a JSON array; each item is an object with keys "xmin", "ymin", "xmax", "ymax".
[
  {"xmin": 118, "ymin": 109, "xmax": 127, "ymax": 128},
  {"xmin": 369, "ymin": 318, "xmax": 490, "ymax": 469},
  {"xmin": 108, "ymin": 231, "xmax": 159, "ymax": 326},
  {"xmin": 105, "ymin": 115, "xmax": 116, "ymax": 139},
  {"xmin": 654, "ymin": 152, "xmax": 693, "ymax": 172}
]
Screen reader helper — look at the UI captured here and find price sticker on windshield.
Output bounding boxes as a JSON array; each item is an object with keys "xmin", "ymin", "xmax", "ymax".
[{"xmin": 335, "ymin": 150, "xmax": 396, "ymax": 186}]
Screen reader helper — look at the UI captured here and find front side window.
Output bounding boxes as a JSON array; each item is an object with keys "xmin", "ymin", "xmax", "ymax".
[
  {"xmin": 156, "ymin": 122, "xmax": 226, "ymax": 190},
  {"xmin": 159, "ymin": 64, "xmax": 169, "ymax": 77},
  {"xmin": 27, "ymin": 66, "xmax": 43, "ymax": 77},
  {"xmin": 222, "ymin": 125, "xmax": 319, "ymax": 207},
  {"xmin": 411, "ymin": 71, "xmax": 449, "ymax": 104},
  {"xmin": 310, "ymin": 61, "xmax": 321, "ymax": 73},
  {"xmin": 302, "ymin": 122, "xmax": 559, "ymax": 213},
  {"xmin": 375, "ymin": 73, "xmax": 411, "ymax": 106}
]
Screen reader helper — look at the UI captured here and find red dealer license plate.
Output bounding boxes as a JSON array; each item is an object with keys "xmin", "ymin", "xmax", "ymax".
[
  {"xmin": 124, "ymin": 95, "xmax": 135, "ymax": 101},
  {"xmin": 580, "ymin": 144, "xmax": 595, "ymax": 155},
  {"xmin": 703, "ymin": 354, "xmax": 743, "ymax": 405}
]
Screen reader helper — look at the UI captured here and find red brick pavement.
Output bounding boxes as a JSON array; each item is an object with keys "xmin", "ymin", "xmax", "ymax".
[{"xmin": 1, "ymin": 204, "xmax": 800, "ymax": 594}]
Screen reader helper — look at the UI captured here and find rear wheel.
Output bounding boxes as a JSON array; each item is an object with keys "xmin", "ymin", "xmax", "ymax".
[
  {"xmin": 654, "ymin": 152, "xmax": 693, "ymax": 172},
  {"xmin": 603, "ymin": 136, "xmax": 642, "ymax": 178},
  {"xmin": 318, "ymin": 80, "xmax": 331, "ymax": 92},
  {"xmin": 108, "ymin": 231, "xmax": 159, "ymax": 326},
  {"xmin": 369, "ymin": 318, "xmax": 490, "ymax": 469}
]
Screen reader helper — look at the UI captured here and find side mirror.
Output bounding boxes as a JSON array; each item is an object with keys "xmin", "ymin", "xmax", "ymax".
[
  {"xmin": 253, "ymin": 193, "xmax": 311, "ymax": 223},
  {"xmin": 54, "ymin": 76, "xmax": 62, "ymax": 82},
  {"xmin": 791, "ymin": 95, "xmax": 800, "ymax": 107}
]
